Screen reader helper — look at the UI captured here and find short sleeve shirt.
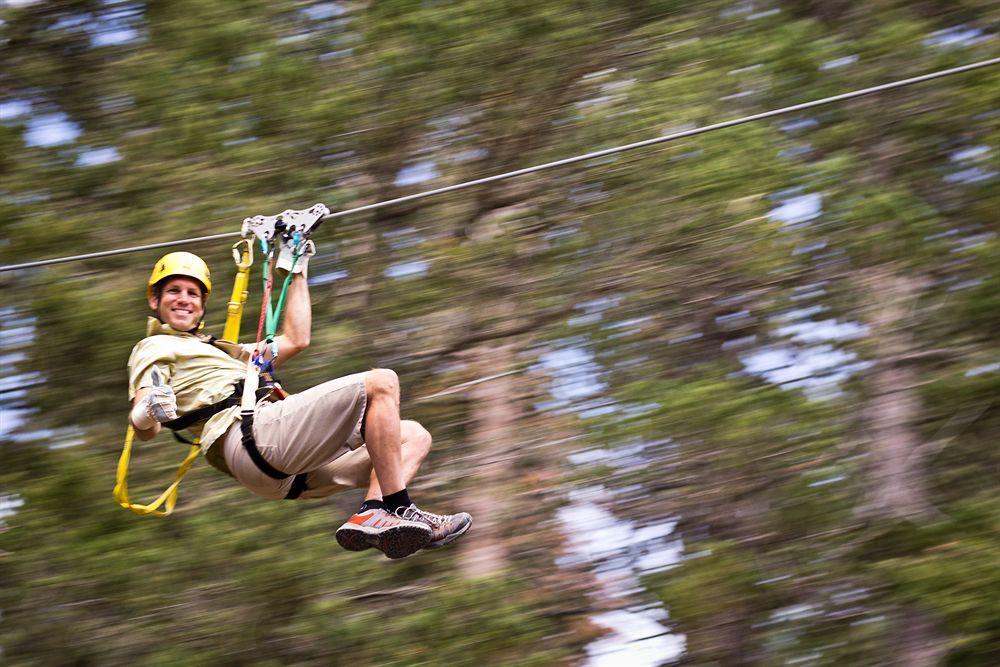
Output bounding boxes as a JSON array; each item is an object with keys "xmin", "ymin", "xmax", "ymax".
[{"xmin": 128, "ymin": 318, "xmax": 247, "ymax": 452}]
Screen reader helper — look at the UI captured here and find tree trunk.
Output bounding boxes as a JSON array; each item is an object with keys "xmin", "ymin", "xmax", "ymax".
[
  {"xmin": 459, "ymin": 343, "xmax": 520, "ymax": 578},
  {"xmin": 892, "ymin": 607, "xmax": 948, "ymax": 667},
  {"xmin": 859, "ymin": 268, "xmax": 936, "ymax": 520}
]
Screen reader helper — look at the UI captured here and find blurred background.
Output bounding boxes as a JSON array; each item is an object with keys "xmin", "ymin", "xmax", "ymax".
[{"xmin": 1, "ymin": 1, "xmax": 998, "ymax": 665}]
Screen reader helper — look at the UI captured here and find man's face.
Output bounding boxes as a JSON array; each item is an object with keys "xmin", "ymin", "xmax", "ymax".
[{"xmin": 149, "ymin": 276, "xmax": 205, "ymax": 332}]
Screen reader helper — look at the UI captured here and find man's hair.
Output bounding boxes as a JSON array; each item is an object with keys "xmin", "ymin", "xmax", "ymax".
[{"xmin": 152, "ymin": 278, "xmax": 207, "ymax": 300}]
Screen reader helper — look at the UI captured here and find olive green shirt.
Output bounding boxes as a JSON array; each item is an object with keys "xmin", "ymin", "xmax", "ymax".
[{"xmin": 127, "ymin": 318, "xmax": 247, "ymax": 455}]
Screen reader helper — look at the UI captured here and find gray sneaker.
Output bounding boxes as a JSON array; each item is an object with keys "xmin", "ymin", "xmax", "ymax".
[
  {"xmin": 396, "ymin": 504, "xmax": 473, "ymax": 549},
  {"xmin": 336, "ymin": 508, "xmax": 432, "ymax": 559}
]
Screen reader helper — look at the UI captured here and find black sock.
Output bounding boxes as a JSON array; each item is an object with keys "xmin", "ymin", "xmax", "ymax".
[
  {"xmin": 382, "ymin": 488, "xmax": 412, "ymax": 513},
  {"xmin": 359, "ymin": 498, "xmax": 387, "ymax": 513}
]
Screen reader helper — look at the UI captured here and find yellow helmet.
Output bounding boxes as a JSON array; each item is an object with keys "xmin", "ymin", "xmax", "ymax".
[{"xmin": 147, "ymin": 252, "xmax": 212, "ymax": 299}]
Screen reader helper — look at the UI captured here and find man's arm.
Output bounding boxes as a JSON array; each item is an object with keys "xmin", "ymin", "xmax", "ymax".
[
  {"xmin": 242, "ymin": 241, "xmax": 315, "ymax": 368},
  {"xmin": 271, "ymin": 271, "xmax": 310, "ymax": 368},
  {"xmin": 130, "ymin": 387, "xmax": 161, "ymax": 441}
]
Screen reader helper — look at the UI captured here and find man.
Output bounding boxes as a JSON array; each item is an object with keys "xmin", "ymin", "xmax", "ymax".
[{"xmin": 127, "ymin": 248, "xmax": 471, "ymax": 559}]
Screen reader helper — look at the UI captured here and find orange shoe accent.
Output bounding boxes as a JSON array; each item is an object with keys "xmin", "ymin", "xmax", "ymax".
[{"xmin": 347, "ymin": 511, "xmax": 375, "ymax": 525}]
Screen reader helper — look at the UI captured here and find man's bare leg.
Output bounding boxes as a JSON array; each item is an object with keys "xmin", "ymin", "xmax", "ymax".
[
  {"xmin": 364, "ymin": 420, "xmax": 432, "ymax": 500},
  {"xmin": 365, "ymin": 418, "xmax": 471, "ymax": 549},
  {"xmin": 336, "ymin": 370, "xmax": 471, "ymax": 556},
  {"xmin": 335, "ymin": 369, "xmax": 431, "ymax": 559},
  {"xmin": 361, "ymin": 368, "xmax": 406, "ymax": 497}
]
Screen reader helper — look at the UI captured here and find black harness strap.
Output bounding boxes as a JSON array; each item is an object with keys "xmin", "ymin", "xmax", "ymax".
[
  {"xmin": 161, "ymin": 380, "xmax": 305, "ymax": 501},
  {"xmin": 239, "ymin": 410, "xmax": 286, "ymax": 480},
  {"xmin": 171, "ymin": 431, "xmax": 198, "ymax": 445},
  {"xmin": 163, "ymin": 401, "xmax": 232, "ymax": 431},
  {"xmin": 163, "ymin": 381, "xmax": 264, "ymax": 431},
  {"xmin": 239, "ymin": 409, "xmax": 307, "ymax": 500},
  {"xmin": 286, "ymin": 472, "xmax": 309, "ymax": 500}
]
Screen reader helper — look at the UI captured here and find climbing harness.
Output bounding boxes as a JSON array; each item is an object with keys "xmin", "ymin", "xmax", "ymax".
[{"xmin": 114, "ymin": 204, "xmax": 328, "ymax": 516}]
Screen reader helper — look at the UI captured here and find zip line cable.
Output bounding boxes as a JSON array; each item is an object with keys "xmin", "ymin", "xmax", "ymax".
[{"xmin": 2, "ymin": 57, "xmax": 997, "ymax": 274}]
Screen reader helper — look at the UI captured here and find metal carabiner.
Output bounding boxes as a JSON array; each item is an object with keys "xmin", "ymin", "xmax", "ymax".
[{"xmin": 231, "ymin": 238, "xmax": 254, "ymax": 269}]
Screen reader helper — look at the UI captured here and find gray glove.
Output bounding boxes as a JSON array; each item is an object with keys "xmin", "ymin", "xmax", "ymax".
[
  {"xmin": 146, "ymin": 366, "xmax": 178, "ymax": 422},
  {"xmin": 276, "ymin": 238, "xmax": 316, "ymax": 276},
  {"xmin": 130, "ymin": 366, "xmax": 177, "ymax": 430}
]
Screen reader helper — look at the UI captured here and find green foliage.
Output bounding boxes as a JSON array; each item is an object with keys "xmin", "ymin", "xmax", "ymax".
[
  {"xmin": 1, "ymin": 0, "xmax": 998, "ymax": 664},
  {"xmin": 651, "ymin": 540, "xmax": 763, "ymax": 616},
  {"xmin": 862, "ymin": 502, "xmax": 1000, "ymax": 665},
  {"xmin": 0, "ymin": 445, "xmax": 575, "ymax": 665}
]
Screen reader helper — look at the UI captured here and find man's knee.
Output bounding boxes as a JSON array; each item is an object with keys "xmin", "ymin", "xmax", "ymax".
[
  {"xmin": 402, "ymin": 419, "xmax": 432, "ymax": 455},
  {"xmin": 365, "ymin": 368, "xmax": 399, "ymax": 401}
]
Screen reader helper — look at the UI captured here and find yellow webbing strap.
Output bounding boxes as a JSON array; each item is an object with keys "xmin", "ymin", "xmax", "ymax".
[
  {"xmin": 113, "ymin": 425, "xmax": 201, "ymax": 517},
  {"xmin": 117, "ymin": 239, "xmax": 254, "ymax": 516},
  {"xmin": 116, "ymin": 238, "xmax": 253, "ymax": 516},
  {"xmin": 222, "ymin": 239, "xmax": 253, "ymax": 344}
]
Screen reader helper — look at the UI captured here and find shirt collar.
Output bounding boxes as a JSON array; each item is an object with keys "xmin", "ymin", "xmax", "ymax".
[{"xmin": 146, "ymin": 316, "xmax": 198, "ymax": 338}]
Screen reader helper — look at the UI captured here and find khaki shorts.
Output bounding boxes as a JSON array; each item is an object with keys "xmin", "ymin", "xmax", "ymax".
[{"xmin": 220, "ymin": 373, "xmax": 372, "ymax": 500}]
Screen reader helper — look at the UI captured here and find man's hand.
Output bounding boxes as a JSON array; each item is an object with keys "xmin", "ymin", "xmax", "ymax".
[
  {"xmin": 147, "ymin": 366, "xmax": 178, "ymax": 422},
  {"xmin": 130, "ymin": 366, "xmax": 177, "ymax": 431},
  {"xmin": 276, "ymin": 239, "xmax": 316, "ymax": 276}
]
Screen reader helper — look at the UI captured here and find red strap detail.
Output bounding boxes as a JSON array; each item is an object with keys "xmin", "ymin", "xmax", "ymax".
[{"xmin": 252, "ymin": 247, "xmax": 275, "ymax": 360}]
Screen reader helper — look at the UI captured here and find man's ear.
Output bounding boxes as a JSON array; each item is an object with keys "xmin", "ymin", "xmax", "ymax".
[{"xmin": 148, "ymin": 294, "xmax": 159, "ymax": 311}]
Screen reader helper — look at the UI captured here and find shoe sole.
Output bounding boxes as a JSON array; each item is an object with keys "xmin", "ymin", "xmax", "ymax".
[
  {"xmin": 425, "ymin": 516, "xmax": 472, "ymax": 549},
  {"xmin": 336, "ymin": 523, "xmax": 432, "ymax": 559},
  {"xmin": 335, "ymin": 525, "xmax": 374, "ymax": 552}
]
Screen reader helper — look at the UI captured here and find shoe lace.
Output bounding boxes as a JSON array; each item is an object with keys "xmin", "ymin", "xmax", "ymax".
[{"xmin": 396, "ymin": 504, "xmax": 447, "ymax": 526}]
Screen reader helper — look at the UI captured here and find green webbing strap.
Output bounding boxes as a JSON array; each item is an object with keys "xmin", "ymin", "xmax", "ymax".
[
  {"xmin": 271, "ymin": 254, "xmax": 299, "ymax": 335},
  {"xmin": 259, "ymin": 239, "xmax": 301, "ymax": 346}
]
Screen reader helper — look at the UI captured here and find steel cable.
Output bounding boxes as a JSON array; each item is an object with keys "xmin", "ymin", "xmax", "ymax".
[{"xmin": 2, "ymin": 57, "xmax": 997, "ymax": 274}]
